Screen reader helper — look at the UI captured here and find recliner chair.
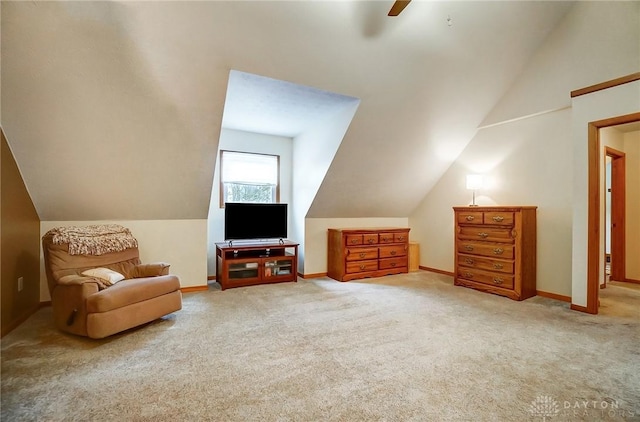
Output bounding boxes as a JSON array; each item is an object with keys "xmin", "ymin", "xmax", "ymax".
[{"xmin": 42, "ymin": 225, "xmax": 182, "ymax": 339}]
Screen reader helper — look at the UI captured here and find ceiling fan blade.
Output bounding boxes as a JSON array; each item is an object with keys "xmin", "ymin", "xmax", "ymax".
[{"xmin": 388, "ymin": 0, "xmax": 411, "ymax": 16}]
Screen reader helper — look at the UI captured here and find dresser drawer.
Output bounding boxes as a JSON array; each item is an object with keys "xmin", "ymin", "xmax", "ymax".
[
  {"xmin": 394, "ymin": 232, "xmax": 408, "ymax": 243},
  {"xmin": 379, "ymin": 245, "xmax": 407, "ymax": 258},
  {"xmin": 458, "ymin": 226, "xmax": 514, "ymax": 242},
  {"xmin": 457, "ymin": 212, "xmax": 483, "ymax": 225},
  {"xmin": 458, "ymin": 254, "xmax": 514, "ymax": 274},
  {"xmin": 379, "ymin": 232, "xmax": 395, "ymax": 243},
  {"xmin": 363, "ymin": 234, "xmax": 378, "ymax": 245},
  {"xmin": 379, "ymin": 257, "xmax": 407, "ymax": 270},
  {"xmin": 346, "ymin": 247, "xmax": 378, "ymax": 261},
  {"xmin": 457, "ymin": 242, "xmax": 514, "ymax": 259},
  {"xmin": 346, "ymin": 235, "xmax": 363, "ymax": 246},
  {"xmin": 484, "ymin": 212, "xmax": 514, "ymax": 226},
  {"xmin": 346, "ymin": 260, "xmax": 378, "ymax": 273},
  {"xmin": 457, "ymin": 268, "xmax": 515, "ymax": 289}
]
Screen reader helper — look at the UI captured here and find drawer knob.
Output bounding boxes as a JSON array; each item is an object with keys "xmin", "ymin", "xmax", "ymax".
[
  {"xmin": 478, "ymin": 232, "xmax": 489, "ymax": 238},
  {"xmin": 464, "ymin": 272, "xmax": 474, "ymax": 278},
  {"xmin": 492, "ymin": 216, "xmax": 505, "ymax": 222},
  {"xmin": 465, "ymin": 258, "xmax": 474, "ymax": 265},
  {"xmin": 359, "ymin": 253, "xmax": 366, "ymax": 258},
  {"xmin": 493, "ymin": 277, "xmax": 504, "ymax": 284},
  {"xmin": 493, "ymin": 248, "xmax": 504, "ymax": 255},
  {"xmin": 464, "ymin": 245, "xmax": 474, "ymax": 251},
  {"xmin": 397, "ymin": 236, "xmax": 405, "ymax": 241},
  {"xmin": 382, "ymin": 237, "xmax": 389, "ymax": 241},
  {"xmin": 367, "ymin": 238, "xmax": 374, "ymax": 244},
  {"xmin": 493, "ymin": 263, "xmax": 504, "ymax": 269},
  {"xmin": 390, "ymin": 251, "xmax": 397, "ymax": 256},
  {"xmin": 360, "ymin": 265, "xmax": 366, "ymax": 270},
  {"xmin": 465, "ymin": 215, "xmax": 475, "ymax": 221},
  {"xmin": 391, "ymin": 262, "xmax": 397, "ymax": 267},
  {"xmin": 351, "ymin": 239, "xmax": 358, "ymax": 244}
]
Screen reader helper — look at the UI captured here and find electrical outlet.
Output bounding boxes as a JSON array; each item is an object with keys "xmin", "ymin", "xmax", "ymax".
[{"xmin": 18, "ymin": 277, "xmax": 24, "ymax": 292}]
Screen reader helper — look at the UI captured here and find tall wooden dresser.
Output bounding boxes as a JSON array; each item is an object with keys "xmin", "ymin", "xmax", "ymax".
[
  {"xmin": 328, "ymin": 228, "xmax": 410, "ymax": 282},
  {"xmin": 453, "ymin": 206, "xmax": 537, "ymax": 300}
]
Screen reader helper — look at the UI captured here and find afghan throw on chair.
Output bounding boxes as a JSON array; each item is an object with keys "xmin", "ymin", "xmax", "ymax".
[{"xmin": 45, "ymin": 224, "xmax": 138, "ymax": 256}]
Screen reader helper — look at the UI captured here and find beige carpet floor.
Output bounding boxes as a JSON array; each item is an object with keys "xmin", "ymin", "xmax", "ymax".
[
  {"xmin": 600, "ymin": 280, "xmax": 640, "ymax": 319},
  {"xmin": 1, "ymin": 272, "xmax": 639, "ymax": 421}
]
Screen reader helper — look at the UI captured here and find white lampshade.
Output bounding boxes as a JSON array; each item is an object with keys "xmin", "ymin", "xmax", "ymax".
[{"xmin": 466, "ymin": 174, "xmax": 484, "ymax": 190}]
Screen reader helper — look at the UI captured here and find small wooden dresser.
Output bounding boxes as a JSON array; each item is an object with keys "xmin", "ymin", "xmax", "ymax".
[
  {"xmin": 328, "ymin": 228, "xmax": 410, "ymax": 282},
  {"xmin": 453, "ymin": 206, "xmax": 537, "ymax": 300}
]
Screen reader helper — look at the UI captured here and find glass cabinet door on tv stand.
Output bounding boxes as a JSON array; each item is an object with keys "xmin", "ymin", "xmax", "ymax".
[
  {"xmin": 215, "ymin": 240, "xmax": 299, "ymax": 290},
  {"xmin": 227, "ymin": 259, "xmax": 261, "ymax": 283},
  {"xmin": 263, "ymin": 257, "xmax": 294, "ymax": 280}
]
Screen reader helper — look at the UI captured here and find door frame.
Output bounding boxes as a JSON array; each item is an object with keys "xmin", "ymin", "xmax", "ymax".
[
  {"xmin": 604, "ymin": 147, "xmax": 626, "ymax": 281},
  {"xmin": 604, "ymin": 147, "xmax": 625, "ymax": 284},
  {"xmin": 585, "ymin": 112, "xmax": 640, "ymax": 314}
]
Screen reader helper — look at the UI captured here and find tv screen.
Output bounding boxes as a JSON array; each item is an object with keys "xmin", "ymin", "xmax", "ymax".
[{"xmin": 224, "ymin": 203, "xmax": 288, "ymax": 241}]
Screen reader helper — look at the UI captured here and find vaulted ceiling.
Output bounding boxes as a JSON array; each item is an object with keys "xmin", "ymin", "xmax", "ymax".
[
  {"xmin": 1, "ymin": 1, "xmax": 575, "ymax": 220},
  {"xmin": 222, "ymin": 70, "xmax": 359, "ymax": 138}
]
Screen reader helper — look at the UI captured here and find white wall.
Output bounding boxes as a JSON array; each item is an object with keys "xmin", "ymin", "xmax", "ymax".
[
  {"xmin": 292, "ymin": 100, "xmax": 360, "ymax": 273},
  {"xmin": 303, "ymin": 217, "xmax": 409, "ymax": 276},
  {"xmin": 624, "ymin": 131, "xmax": 640, "ymax": 281},
  {"xmin": 207, "ymin": 129, "xmax": 293, "ymax": 276},
  {"xmin": 570, "ymin": 81, "xmax": 640, "ymax": 307},
  {"xmin": 482, "ymin": 2, "xmax": 640, "ymax": 127},
  {"xmin": 40, "ymin": 219, "xmax": 207, "ymax": 301},
  {"xmin": 600, "ymin": 127, "xmax": 626, "ymax": 149},
  {"xmin": 410, "ymin": 108, "xmax": 573, "ymax": 296}
]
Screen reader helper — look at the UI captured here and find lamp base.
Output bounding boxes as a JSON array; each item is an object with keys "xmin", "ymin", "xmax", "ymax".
[{"xmin": 469, "ymin": 204, "xmax": 479, "ymax": 207}]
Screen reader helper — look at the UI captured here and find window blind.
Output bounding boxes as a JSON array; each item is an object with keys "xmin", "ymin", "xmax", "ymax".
[{"xmin": 222, "ymin": 151, "xmax": 278, "ymax": 185}]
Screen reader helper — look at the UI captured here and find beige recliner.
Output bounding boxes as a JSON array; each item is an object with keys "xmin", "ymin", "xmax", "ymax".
[{"xmin": 42, "ymin": 225, "xmax": 182, "ymax": 339}]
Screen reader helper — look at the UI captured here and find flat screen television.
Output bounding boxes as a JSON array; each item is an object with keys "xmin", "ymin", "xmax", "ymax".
[{"xmin": 224, "ymin": 202, "xmax": 288, "ymax": 241}]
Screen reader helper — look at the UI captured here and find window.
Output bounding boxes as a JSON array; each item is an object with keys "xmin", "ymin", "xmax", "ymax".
[{"xmin": 220, "ymin": 150, "xmax": 280, "ymax": 206}]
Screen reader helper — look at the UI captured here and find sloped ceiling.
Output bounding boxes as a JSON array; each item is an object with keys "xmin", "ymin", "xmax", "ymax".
[
  {"xmin": 1, "ymin": 1, "xmax": 574, "ymax": 220},
  {"xmin": 222, "ymin": 70, "xmax": 359, "ymax": 138}
]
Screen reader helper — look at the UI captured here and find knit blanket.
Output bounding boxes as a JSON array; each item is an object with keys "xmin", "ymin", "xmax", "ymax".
[{"xmin": 46, "ymin": 224, "xmax": 138, "ymax": 256}]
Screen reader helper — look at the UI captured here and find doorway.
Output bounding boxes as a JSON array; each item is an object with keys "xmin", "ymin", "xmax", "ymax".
[{"xmin": 586, "ymin": 112, "xmax": 640, "ymax": 314}]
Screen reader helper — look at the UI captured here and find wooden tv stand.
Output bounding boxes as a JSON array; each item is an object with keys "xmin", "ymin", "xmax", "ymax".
[{"xmin": 215, "ymin": 240, "xmax": 299, "ymax": 290}]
